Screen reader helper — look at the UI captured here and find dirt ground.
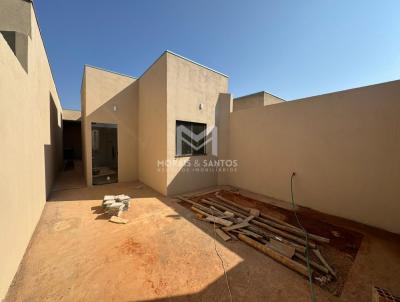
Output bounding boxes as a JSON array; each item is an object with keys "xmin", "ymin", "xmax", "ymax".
[{"xmin": 5, "ymin": 181, "xmax": 400, "ymax": 301}]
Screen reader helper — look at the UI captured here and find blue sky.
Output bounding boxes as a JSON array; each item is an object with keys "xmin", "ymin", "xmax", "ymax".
[{"xmin": 34, "ymin": 0, "xmax": 400, "ymax": 110}]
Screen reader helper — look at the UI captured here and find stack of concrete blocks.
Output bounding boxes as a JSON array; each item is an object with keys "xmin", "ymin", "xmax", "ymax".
[{"xmin": 102, "ymin": 194, "xmax": 131, "ymax": 217}]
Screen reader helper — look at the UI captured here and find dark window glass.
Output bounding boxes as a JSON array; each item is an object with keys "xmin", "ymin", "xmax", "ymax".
[{"xmin": 176, "ymin": 120, "xmax": 206, "ymax": 156}]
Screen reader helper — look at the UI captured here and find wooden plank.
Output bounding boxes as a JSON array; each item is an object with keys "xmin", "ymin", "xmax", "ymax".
[
  {"xmin": 180, "ymin": 197, "xmax": 224, "ymax": 217},
  {"xmin": 313, "ymin": 249, "xmax": 336, "ymax": 278},
  {"xmin": 183, "ymin": 188, "xmax": 221, "ymax": 198},
  {"xmin": 191, "ymin": 206, "xmax": 233, "ymax": 227},
  {"xmin": 259, "ymin": 218, "xmax": 330, "ymax": 244},
  {"xmin": 195, "ymin": 213, "xmax": 207, "ymax": 221},
  {"xmin": 243, "ymin": 215, "xmax": 255, "ymax": 223},
  {"xmin": 213, "ymin": 194, "xmax": 330, "ymax": 244},
  {"xmin": 232, "ymin": 229, "xmax": 263, "ymax": 239},
  {"xmin": 226, "ymin": 231, "xmax": 238, "ymax": 240},
  {"xmin": 249, "ymin": 208, "xmax": 260, "ymax": 217},
  {"xmin": 215, "ymin": 228, "xmax": 231, "ymax": 241},
  {"xmin": 238, "ymin": 234, "xmax": 311, "ymax": 277},
  {"xmin": 204, "ymin": 198, "xmax": 247, "ymax": 217},
  {"xmin": 205, "ymin": 216, "xmax": 233, "ymax": 227},
  {"xmin": 265, "ymin": 239, "xmax": 296, "ymax": 258},
  {"xmin": 203, "ymin": 199, "xmax": 309, "ymax": 253},
  {"xmin": 295, "ymin": 252, "xmax": 329, "ymax": 274},
  {"xmin": 223, "ymin": 221, "xmax": 249, "ymax": 231},
  {"xmin": 191, "ymin": 206, "xmax": 211, "ymax": 217},
  {"xmin": 223, "ymin": 211, "xmax": 234, "ymax": 217},
  {"xmin": 250, "ymin": 218, "xmax": 317, "ymax": 248},
  {"xmin": 268, "ymin": 236, "xmax": 307, "ymax": 254}
]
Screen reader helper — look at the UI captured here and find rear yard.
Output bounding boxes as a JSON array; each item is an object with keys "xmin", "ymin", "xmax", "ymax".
[{"xmin": 5, "ymin": 181, "xmax": 400, "ymax": 301}]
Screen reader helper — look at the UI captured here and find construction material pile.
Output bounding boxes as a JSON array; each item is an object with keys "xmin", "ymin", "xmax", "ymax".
[
  {"xmin": 102, "ymin": 194, "xmax": 131, "ymax": 224},
  {"xmin": 178, "ymin": 191, "xmax": 336, "ymax": 284}
]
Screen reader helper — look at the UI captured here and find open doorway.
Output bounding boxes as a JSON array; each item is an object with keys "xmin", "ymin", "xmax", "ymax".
[
  {"xmin": 52, "ymin": 116, "xmax": 85, "ymax": 192},
  {"xmin": 63, "ymin": 120, "xmax": 82, "ymax": 166},
  {"xmin": 91, "ymin": 123, "xmax": 118, "ymax": 185}
]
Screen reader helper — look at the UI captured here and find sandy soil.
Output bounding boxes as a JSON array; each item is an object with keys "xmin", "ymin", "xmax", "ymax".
[{"xmin": 5, "ymin": 182, "xmax": 400, "ymax": 301}]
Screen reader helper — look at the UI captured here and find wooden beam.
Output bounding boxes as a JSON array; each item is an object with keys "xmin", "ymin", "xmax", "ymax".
[
  {"xmin": 238, "ymin": 234, "xmax": 311, "ymax": 278},
  {"xmin": 265, "ymin": 239, "xmax": 296, "ymax": 258},
  {"xmin": 205, "ymin": 216, "xmax": 233, "ymax": 227},
  {"xmin": 223, "ymin": 221, "xmax": 250, "ymax": 231},
  {"xmin": 313, "ymin": 249, "xmax": 336, "ymax": 278},
  {"xmin": 203, "ymin": 198, "xmax": 309, "ymax": 253},
  {"xmin": 294, "ymin": 252, "xmax": 329, "ymax": 274},
  {"xmin": 211, "ymin": 195, "xmax": 330, "ymax": 244},
  {"xmin": 215, "ymin": 228, "xmax": 231, "ymax": 241}
]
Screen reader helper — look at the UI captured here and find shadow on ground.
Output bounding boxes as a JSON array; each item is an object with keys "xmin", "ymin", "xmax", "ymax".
[{"xmin": 6, "ymin": 181, "xmax": 400, "ymax": 302}]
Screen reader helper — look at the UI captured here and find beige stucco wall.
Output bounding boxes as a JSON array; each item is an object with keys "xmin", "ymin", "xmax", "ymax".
[
  {"xmin": 63, "ymin": 109, "xmax": 81, "ymax": 121},
  {"xmin": 82, "ymin": 52, "xmax": 229, "ymax": 196},
  {"xmin": 228, "ymin": 80, "xmax": 400, "ymax": 234},
  {"xmin": 0, "ymin": 2, "xmax": 62, "ymax": 299},
  {"xmin": 233, "ymin": 91, "xmax": 284, "ymax": 112},
  {"xmin": 81, "ymin": 66, "xmax": 138, "ymax": 185},
  {"xmin": 165, "ymin": 53, "xmax": 229, "ymax": 196},
  {"xmin": 0, "ymin": 0, "xmax": 31, "ymax": 37},
  {"xmin": 216, "ymin": 93, "xmax": 233, "ymax": 186},
  {"xmin": 0, "ymin": 0, "xmax": 31, "ymax": 72},
  {"xmin": 138, "ymin": 55, "xmax": 168, "ymax": 195}
]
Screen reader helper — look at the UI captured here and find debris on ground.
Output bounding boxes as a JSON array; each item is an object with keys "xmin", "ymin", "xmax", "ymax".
[
  {"xmin": 177, "ymin": 190, "xmax": 341, "ymax": 289},
  {"xmin": 372, "ymin": 286, "xmax": 400, "ymax": 302},
  {"xmin": 109, "ymin": 216, "xmax": 129, "ymax": 224},
  {"xmin": 102, "ymin": 194, "xmax": 131, "ymax": 223}
]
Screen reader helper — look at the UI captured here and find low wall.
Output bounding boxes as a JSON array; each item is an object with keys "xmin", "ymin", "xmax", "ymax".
[{"xmin": 228, "ymin": 80, "xmax": 400, "ymax": 234}]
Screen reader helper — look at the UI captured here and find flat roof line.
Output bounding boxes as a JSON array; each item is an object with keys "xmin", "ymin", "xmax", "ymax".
[
  {"xmin": 291, "ymin": 78, "xmax": 400, "ymax": 102},
  {"xmin": 165, "ymin": 50, "xmax": 229, "ymax": 78},
  {"xmin": 234, "ymin": 90, "xmax": 286, "ymax": 101},
  {"xmin": 62, "ymin": 108, "xmax": 81, "ymax": 112},
  {"xmin": 30, "ymin": 1, "xmax": 62, "ymax": 103},
  {"xmin": 84, "ymin": 64, "xmax": 137, "ymax": 79}
]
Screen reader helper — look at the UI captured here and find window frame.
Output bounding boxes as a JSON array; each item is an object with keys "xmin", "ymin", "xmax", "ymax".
[{"xmin": 175, "ymin": 120, "xmax": 207, "ymax": 157}]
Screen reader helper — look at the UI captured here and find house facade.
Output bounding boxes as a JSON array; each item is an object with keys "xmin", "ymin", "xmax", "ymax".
[
  {"xmin": 81, "ymin": 51, "xmax": 231, "ymax": 196},
  {"xmin": 79, "ymin": 54, "xmax": 400, "ymax": 238}
]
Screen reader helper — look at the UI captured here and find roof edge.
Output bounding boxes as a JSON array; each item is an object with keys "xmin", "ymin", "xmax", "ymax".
[
  {"xmin": 84, "ymin": 64, "xmax": 137, "ymax": 79},
  {"xmin": 291, "ymin": 78, "xmax": 400, "ymax": 102},
  {"xmin": 234, "ymin": 90, "xmax": 286, "ymax": 101},
  {"xmin": 165, "ymin": 50, "xmax": 229, "ymax": 78},
  {"xmin": 62, "ymin": 108, "xmax": 81, "ymax": 112},
  {"xmin": 139, "ymin": 50, "xmax": 229, "ymax": 80}
]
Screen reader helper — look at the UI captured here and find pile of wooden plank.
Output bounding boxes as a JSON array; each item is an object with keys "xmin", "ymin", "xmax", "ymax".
[{"xmin": 178, "ymin": 191, "xmax": 336, "ymax": 283}]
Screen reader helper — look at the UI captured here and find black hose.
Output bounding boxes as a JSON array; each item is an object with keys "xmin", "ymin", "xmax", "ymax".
[{"xmin": 290, "ymin": 172, "xmax": 316, "ymax": 302}]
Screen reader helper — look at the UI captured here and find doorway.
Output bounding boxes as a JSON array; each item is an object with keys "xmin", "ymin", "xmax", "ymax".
[
  {"xmin": 53, "ymin": 117, "xmax": 84, "ymax": 192},
  {"xmin": 91, "ymin": 123, "xmax": 118, "ymax": 185}
]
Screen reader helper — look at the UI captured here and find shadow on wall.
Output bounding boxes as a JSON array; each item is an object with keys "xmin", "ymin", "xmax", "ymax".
[
  {"xmin": 166, "ymin": 93, "xmax": 229, "ymax": 196},
  {"xmin": 84, "ymin": 82, "xmax": 138, "ymax": 185},
  {"xmin": 166, "ymin": 130, "xmax": 218, "ymax": 196},
  {"xmin": 44, "ymin": 93, "xmax": 62, "ymax": 198}
]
